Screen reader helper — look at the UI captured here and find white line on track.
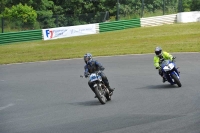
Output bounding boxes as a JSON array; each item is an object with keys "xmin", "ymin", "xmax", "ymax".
[{"xmin": 0, "ymin": 103, "xmax": 15, "ymax": 111}]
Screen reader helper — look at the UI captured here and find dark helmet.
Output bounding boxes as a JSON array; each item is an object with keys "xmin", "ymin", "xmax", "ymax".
[
  {"xmin": 84, "ymin": 53, "xmax": 92, "ymax": 64},
  {"xmin": 155, "ymin": 47, "xmax": 162, "ymax": 57}
]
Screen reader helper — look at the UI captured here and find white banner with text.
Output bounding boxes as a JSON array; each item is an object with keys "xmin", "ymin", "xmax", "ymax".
[{"xmin": 42, "ymin": 24, "xmax": 97, "ymax": 40}]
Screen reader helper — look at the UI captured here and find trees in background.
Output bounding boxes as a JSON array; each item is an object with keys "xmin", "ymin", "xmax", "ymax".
[
  {"xmin": 2, "ymin": 3, "xmax": 37, "ymax": 29},
  {"xmin": 0, "ymin": 0, "xmax": 199, "ymax": 30},
  {"xmin": 190, "ymin": 0, "xmax": 200, "ymax": 11}
]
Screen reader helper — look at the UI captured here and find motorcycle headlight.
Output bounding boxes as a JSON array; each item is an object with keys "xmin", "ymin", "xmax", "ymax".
[{"xmin": 168, "ymin": 63, "xmax": 174, "ymax": 69}]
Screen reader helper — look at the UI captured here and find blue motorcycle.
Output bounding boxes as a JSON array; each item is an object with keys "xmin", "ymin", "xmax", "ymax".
[{"xmin": 161, "ymin": 58, "xmax": 181, "ymax": 87}]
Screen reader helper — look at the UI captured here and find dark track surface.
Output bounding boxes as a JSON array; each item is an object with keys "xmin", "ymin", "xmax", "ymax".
[{"xmin": 0, "ymin": 53, "xmax": 200, "ymax": 133}]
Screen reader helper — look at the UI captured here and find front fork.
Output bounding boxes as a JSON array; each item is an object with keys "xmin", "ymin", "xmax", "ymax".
[
  {"xmin": 164, "ymin": 69, "xmax": 180, "ymax": 84},
  {"xmin": 93, "ymin": 83, "xmax": 104, "ymax": 95}
]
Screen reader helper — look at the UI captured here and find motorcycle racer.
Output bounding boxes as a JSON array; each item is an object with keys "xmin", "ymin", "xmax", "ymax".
[
  {"xmin": 83, "ymin": 53, "xmax": 114, "ymax": 97},
  {"xmin": 153, "ymin": 47, "xmax": 174, "ymax": 83}
]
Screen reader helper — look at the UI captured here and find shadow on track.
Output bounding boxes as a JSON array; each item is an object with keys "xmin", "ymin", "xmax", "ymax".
[
  {"xmin": 136, "ymin": 84, "xmax": 179, "ymax": 90},
  {"xmin": 68, "ymin": 100, "xmax": 104, "ymax": 106}
]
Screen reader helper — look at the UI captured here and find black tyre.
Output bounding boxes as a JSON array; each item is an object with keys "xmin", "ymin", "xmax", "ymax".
[
  {"xmin": 171, "ymin": 74, "xmax": 182, "ymax": 87},
  {"xmin": 94, "ymin": 86, "xmax": 106, "ymax": 104}
]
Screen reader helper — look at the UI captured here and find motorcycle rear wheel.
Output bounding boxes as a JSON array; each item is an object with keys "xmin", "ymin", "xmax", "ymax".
[
  {"xmin": 94, "ymin": 86, "xmax": 106, "ymax": 104},
  {"xmin": 171, "ymin": 74, "xmax": 182, "ymax": 87}
]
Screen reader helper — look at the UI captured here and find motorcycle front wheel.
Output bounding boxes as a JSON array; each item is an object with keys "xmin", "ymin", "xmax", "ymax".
[
  {"xmin": 171, "ymin": 74, "xmax": 182, "ymax": 87},
  {"xmin": 94, "ymin": 86, "xmax": 106, "ymax": 104}
]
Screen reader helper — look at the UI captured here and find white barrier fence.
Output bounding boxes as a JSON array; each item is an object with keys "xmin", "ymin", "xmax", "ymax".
[
  {"xmin": 140, "ymin": 14, "xmax": 177, "ymax": 27},
  {"xmin": 177, "ymin": 11, "xmax": 200, "ymax": 23},
  {"xmin": 141, "ymin": 11, "xmax": 200, "ymax": 27}
]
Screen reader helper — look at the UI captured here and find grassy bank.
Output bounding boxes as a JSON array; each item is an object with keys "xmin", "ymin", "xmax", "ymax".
[{"xmin": 0, "ymin": 22, "xmax": 200, "ymax": 65}]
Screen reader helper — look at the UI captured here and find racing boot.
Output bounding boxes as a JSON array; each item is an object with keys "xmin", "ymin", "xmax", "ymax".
[
  {"xmin": 104, "ymin": 82, "xmax": 115, "ymax": 92},
  {"xmin": 108, "ymin": 86, "xmax": 114, "ymax": 92},
  {"xmin": 106, "ymin": 85, "xmax": 115, "ymax": 97}
]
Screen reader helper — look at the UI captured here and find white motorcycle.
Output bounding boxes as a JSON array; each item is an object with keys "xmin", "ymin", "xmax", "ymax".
[{"xmin": 81, "ymin": 71, "xmax": 112, "ymax": 104}]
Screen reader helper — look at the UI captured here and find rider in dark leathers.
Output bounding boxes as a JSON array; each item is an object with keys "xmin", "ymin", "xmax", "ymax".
[{"xmin": 83, "ymin": 53, "xmax": 114, "ymax": 97}]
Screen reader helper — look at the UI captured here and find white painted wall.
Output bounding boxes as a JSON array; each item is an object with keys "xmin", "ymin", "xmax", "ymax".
[{"xmin": 177, "ymin": 11, "xmax": 200, "ymax": 23}]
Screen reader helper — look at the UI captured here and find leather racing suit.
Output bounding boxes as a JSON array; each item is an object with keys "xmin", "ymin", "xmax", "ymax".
[{"xmin": 84, "ymin": 60, "xmax": 113, "ymax": 92}]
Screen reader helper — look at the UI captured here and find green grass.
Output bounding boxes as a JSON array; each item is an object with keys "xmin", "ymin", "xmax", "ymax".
[{"xmin": 0, "ymin": 22, "xmax": 200, "ymax": 65}]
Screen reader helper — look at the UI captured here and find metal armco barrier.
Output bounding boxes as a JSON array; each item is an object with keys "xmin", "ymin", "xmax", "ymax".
[
  {"xmin": 0, "ymin": 30, "xmax": 42, "ymax": 45},
  {"xmin": 99, "ymin": 19, "xmax": 141, "ymax": 32}
]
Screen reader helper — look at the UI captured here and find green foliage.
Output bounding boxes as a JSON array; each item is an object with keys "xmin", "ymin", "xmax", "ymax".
[
  {"xmin": 182, "ymin": 0, "xmax": 192, "ymax": 11},
  {"xmin": 36, "ymin": 10, "xmax": 56, "ymax": 28},
  {"xmin": 2, "ymin": 0, "xmax": 56, "ymax": 28},
  {"xmin": 0, "ymin": 0, "xmax": 8, "ymax": 13},
  {"xmin": 190, "ymin": 0, "xmax": 200, "ymax": 11},
  {"xmin": 3, "ymin": 3, "xmax": 37, "ymax": 29},
  {"xmin": 0, "ymin": 0, "xmax": 197, "ymax": 30},
  {"xmin": 31, "ymin": 0, "xmax": 55, "ymax": 28}
]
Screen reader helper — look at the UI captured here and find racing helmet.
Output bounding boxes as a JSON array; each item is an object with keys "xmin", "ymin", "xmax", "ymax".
[
  {"xmin": 84, "ymin": 53, "xmax": 93, "ymax": 64},
  {"xmin": 155, "ymin": 47, "xmax": 162, "ymax": 57}
]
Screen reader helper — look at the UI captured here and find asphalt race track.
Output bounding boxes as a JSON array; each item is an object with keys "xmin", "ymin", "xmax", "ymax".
[{"xmin": 0, "ymin": 53, "xmax": 200, "ymax": 133}]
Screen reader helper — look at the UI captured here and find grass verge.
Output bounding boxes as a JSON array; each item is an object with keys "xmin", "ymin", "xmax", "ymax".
[{"xmin": 0, "ymin": 22, "xmax": 200, "ymax": 65}]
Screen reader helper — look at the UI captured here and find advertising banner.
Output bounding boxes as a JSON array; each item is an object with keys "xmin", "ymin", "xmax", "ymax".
[{"xmin": 42, "ymin": 24, "xmax": 97, "ymax": 40}]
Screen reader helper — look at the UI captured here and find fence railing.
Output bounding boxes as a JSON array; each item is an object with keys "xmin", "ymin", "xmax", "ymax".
[
  {"xmin": 99, "ymin": 19, "xmax": 140, "ymax": 32},
  {"xmin": 0, "ymin": 30, "xmax": 42, "ymax": 45},
  {"xmin": 140, "ymin": 14, "xmax": 177, "ymax": 27}
]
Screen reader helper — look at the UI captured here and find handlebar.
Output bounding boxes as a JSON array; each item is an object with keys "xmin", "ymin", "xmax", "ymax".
[
  {"xmin": 172, "ymin": 57, "xmax": 176, "ymax": 62},
  {"xmin": 80, "ymin": 71, "xmax": 102, "ymax": 78}
]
